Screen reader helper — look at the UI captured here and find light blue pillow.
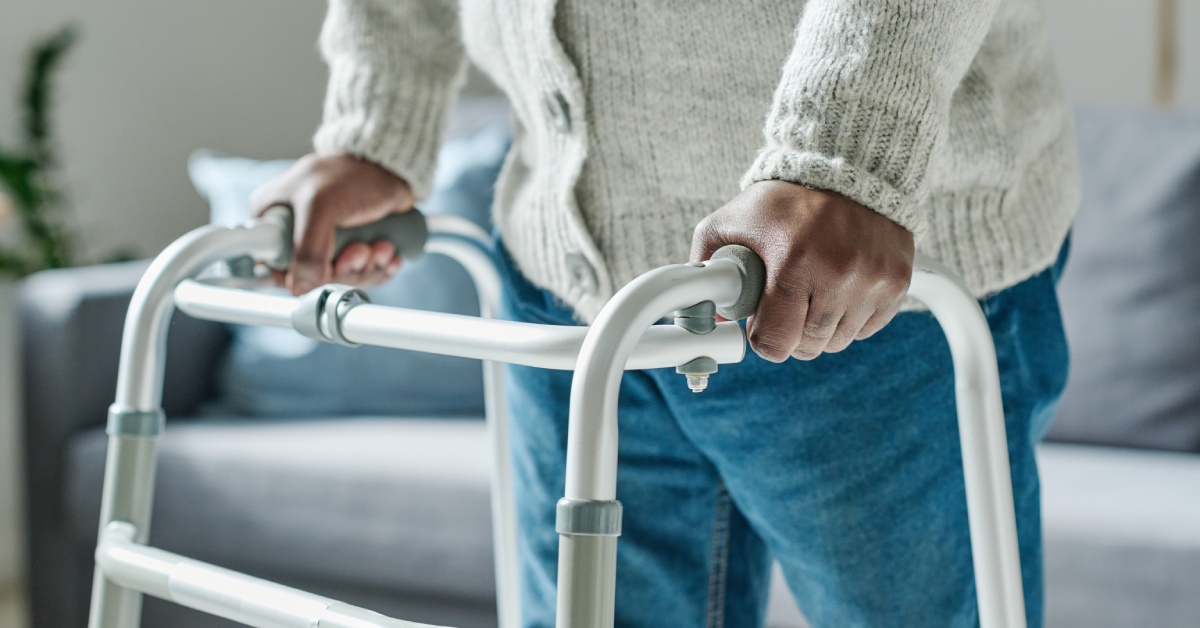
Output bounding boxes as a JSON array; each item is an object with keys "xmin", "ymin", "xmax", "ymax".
[{"xmin": 188, "ymin": 123, "xmax": 510, "ymax": 418}]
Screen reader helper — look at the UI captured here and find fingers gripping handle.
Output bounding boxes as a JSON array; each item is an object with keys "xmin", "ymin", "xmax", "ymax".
[
  {"xmin": 333, "ymin": 211, "xmax": 429, "ymax": 261},
  {"xmin": 710, "ymin": 245, "xmax": 765, "ymax": 321},
  {"xmin": 260, "ymin": 206, "xmax": 429, "ymax": 271}
]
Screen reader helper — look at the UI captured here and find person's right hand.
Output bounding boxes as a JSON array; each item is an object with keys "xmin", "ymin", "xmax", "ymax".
[{"xmin": 251, "ymin": 153, "xmax": 415, "ymax": 296}]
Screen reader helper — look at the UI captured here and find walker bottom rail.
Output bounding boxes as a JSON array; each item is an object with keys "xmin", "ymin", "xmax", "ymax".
[{"xmin": 96, "ymin": 522, "xmax": 442, "ymax": 628}]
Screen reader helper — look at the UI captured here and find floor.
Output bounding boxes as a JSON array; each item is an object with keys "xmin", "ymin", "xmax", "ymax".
[{"xmin": 0, "ymin": 581, "xmax": 29, "ymax": 628}]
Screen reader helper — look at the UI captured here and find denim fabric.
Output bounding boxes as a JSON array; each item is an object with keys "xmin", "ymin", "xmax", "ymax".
[{"xmin": 498, "ymin": 242, "xmax": 1070, "ymax": 628}]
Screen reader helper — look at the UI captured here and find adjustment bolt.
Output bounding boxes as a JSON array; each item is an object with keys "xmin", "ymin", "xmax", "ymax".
[{"xmin": 677, "ymin": 356, "xmax": 718, "ymax": 394}]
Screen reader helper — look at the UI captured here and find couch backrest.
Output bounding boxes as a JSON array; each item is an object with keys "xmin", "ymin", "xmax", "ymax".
[{"xmin": 1048, "ymin": 109, "xmax": 1200, "ymax": 452}]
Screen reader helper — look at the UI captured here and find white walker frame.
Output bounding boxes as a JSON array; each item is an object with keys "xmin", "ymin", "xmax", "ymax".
[{"xmin": 87, "ymin": 210, "xmax": 1028, "ymax": 628}]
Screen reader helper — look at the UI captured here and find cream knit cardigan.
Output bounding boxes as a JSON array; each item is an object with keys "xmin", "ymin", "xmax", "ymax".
[{"xmin": 314, "ymin": 0, "xmax": 1079, "ymax": 321}]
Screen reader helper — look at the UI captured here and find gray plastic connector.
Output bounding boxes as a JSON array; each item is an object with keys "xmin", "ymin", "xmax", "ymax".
[
  {"xmin": 222, "ymin": 255, "xmax": 257, "ymax": 279},
  {"xmin": 106, "ymin": 406, "xmax": 165, "ymax": 438},
  {"xmin": 292, "ymin": 284, "xmax": 370, "ymax": 347},
  {"xmin": 556, "ymin": 498, "xmax": 623, "ymax": 537},
  {"xmin": 674, "ymin": 300, "xmax": 717, "ymax": 334}
]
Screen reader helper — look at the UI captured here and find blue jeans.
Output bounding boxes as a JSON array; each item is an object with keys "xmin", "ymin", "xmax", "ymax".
[{"xmin": 497, "ymin": 242, "xmax": 1069, "ymax": 628}]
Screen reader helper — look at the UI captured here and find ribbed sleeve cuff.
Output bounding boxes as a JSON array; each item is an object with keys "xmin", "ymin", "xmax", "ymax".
[
  {"xmin": 741, "ymin": 145, "xmax": 927, "ymax": 239},
  {"xmin": 739, "ymin": 0, "xmax": 1006, "ymax": 241},
  {"xmin": 314, "ymin": 64, "xmax": 460, "ymax": 200},
  {"xmin": 740, "ymin": 89, "xmax": 941, "ymax": 240}
]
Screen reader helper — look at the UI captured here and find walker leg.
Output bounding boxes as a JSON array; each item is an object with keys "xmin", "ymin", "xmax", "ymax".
[
  {"xmin": 554, "ymin": 498, "xmax": 622, "ymax": 628},
  {"xmin": 484, "ymin": 358, "xmax": 522, "ymax": 628},
  {"xmin": 88, "ymin": 409, "xmax": 164, "ymax": 628},
  {"xmin": 555, "ymin": 535, "xmax": 617, "ymax": 628}
]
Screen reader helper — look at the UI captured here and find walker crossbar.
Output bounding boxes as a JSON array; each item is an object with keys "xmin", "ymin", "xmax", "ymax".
[
  {"xmin": 89, "ymin": 208, "xmax": 1027, "ymax": 628},
  {"xmin": 172, "ymin": 279, "xmax": 746, "ymax": 370},
  {"xmin": 96, "ymin": 522, "xmax": 447, "ymax": 628}
]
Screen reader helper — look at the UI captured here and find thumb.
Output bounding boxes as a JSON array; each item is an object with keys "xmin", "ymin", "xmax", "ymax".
[
  {"xmin": 690, "ymin": 214, "xmax": 732, "ymax": 264},
  {"xmin": 288, "ymin": 191, "xmax": 336, "ymax": 296}
]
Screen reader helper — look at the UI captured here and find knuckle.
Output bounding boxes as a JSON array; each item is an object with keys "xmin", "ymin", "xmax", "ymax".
[
  {"xmin": 293, "ymin": 247, "xmax": 324, "ymax": 264},
  {"xmin": 824, "ymin": 255, "xmax": 860, "ymax": 283},
  {"xmin": 824, "ymin": 333, "xmax": 855, "ymax": 353},
  {"xmin": 248, "ymin": 187, "xmax": 273, "ymax": 211},
  {"xmin": 790, "ymin": 347, "xmax": 821, "ymax": 361},
  {"xmin": 876, "ymin": 303, "xmax": 902, "ymax": 324},
  {"xmin": 748, "ymin": 330, "xmax": 792, "ymax": 363},
  {"xmin": 769, "ymin": 272, "xmax": 812, "ymax": 306},
  {"xmin": 694, "ymin": 213, "xmax": 717, "ymax": 237},
  {"xmin": 793, "ymin": 331, "xmax": 828, "ymax": 357},
  {"xmin": 802, "ymin": 313, "xmax": 838, "ymax": 340},
  {"xmin": 692, "ymin": 215, "xmax": 724, "ymax": 249},
  {"xmin": 304, "ymin": 184, "xmax": 337, "ymax": 212},
  {"xmin": 883, "ymin": 273, "xmax": 911, "ymax": 297},
  {"xmin": 855, "ymin": 326, "xmax": 880, "ymax": 341}
]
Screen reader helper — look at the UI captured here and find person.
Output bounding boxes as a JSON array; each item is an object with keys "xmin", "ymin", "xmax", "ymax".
[{"xmin": 253, "ymin": 1, "xmax": 1078, "ymax": 626}]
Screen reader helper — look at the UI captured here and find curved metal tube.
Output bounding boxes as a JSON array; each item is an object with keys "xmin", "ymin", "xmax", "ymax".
[
  {"xmin": 94, "ymin": 221, "xmax": 285, "ymax": 628},
  {"xmin": 426, "ymin": 213, "xmax": 491, "ymax": 247},
  {"xmin": 113, "ymin": 222, "xmax": 284, "ymax": 410},
  {"xmin": 907, "ymin": 255, "xmax": 1025, "ymax": 628},
  {"xmin": 96, "ymin": 214, "xmax": 515, "ymax": 628},
  {"xmin": 563, "ymin": 253, "xmax": 1025, "ymax": 628},
  {"xmin": 425, "ymin": 234, "xmax": 520, "ymax": 628},
  {"xmin": 563, "ymin": 259, "xmax": 744, "ymax": 501}
]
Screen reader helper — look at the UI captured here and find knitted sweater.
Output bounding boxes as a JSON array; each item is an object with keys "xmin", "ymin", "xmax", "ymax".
[{"xmin": 315, "ymin": 0, "xmax": 1079, "ymax": 321}]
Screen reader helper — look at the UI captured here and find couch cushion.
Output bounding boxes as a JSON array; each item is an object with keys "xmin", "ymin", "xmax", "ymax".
[
  {"xmin": 1048, "ymin": 109, "xmax": 1200, "ymax": 451},
  {"xmin": 63, "ymin": 418, "xmax": 497, "ymax": 607},
  {"xmin": 1039, "ymin": 443, "xmax": 1200, "ymax": 628}
]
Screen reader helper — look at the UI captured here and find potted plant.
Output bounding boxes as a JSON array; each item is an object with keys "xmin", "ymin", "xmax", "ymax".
[
  {"xmin": 0, "ymin": 25, "xmax": 77, "ymax": 589},
  {"xmin": 0, "ymin": 26, "xmax": 77, "ymax": 279}
]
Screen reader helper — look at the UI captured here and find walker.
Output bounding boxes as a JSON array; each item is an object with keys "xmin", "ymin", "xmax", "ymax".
[{"xmin": 86, "ymin": 207, "xmax": 1028, "ymax": 628}]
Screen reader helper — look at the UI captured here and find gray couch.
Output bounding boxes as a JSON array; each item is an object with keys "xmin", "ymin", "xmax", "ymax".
[{"xmin": 20, "ymin": 109, "xmax": 1200, "ymax": 628}]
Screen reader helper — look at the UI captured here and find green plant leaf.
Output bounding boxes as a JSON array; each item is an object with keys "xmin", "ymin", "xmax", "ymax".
[
  {"xmin": 3, "ymin": 24, "xmax": 80, "ymax": 274},
  {"xmin": 24, "ymin": 25, "xmax": 78, "ymax": 167},
  {"xmin": 0, "ymin": 248, "xmax": 31, "ymax": 277}
]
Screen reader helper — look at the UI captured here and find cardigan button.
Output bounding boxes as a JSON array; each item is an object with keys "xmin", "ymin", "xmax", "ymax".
[
  {"xmin": 544, "ymin": 90, "xmax": 572, "ymax": 134},
  {"xmin": 565, "ymin": 252, "xmax": 597, "ymax": 294}
]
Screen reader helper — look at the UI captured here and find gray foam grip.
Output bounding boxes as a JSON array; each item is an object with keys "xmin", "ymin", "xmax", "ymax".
[
  {"xmin": 711, "ymin": 245, "xmax": 765, "ymax": 321},
  {"xmin": 261, "ymin": 206, "xmax": 429, "ymax": 271},
  {"xmin": 334, "ymin": 210, "xmax": 429, "ymax": 261}
]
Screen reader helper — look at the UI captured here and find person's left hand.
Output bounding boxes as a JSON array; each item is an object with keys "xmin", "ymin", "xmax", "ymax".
[{"xmin": 690, "ymin": 180, "xmax": 914, "ymax": 362}]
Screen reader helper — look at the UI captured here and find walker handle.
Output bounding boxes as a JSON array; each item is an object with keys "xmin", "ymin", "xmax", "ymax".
[
  {"xmin": 710, "ymin": 244, "xmax": 766, "ymax": 321},
  {"xmin": 260, "ymin": 205, "xmax": 429, "ymax": 271}
]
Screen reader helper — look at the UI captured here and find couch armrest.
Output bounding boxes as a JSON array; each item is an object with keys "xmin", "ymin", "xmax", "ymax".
[{"xmin": 19, "ymin": 260, "xmax": 231, "ymax": 518}]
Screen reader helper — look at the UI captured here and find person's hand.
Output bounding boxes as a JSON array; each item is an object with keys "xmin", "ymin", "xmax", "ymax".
[
  {"xmin": 251, "ymin": 153, "xmax": 415, "ymax": 296},
  {"xmin": 691, "ymin": 180, "xmax": 914, "ymax": 362}
]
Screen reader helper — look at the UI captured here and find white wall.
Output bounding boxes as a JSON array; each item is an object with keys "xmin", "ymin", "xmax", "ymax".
[
  {"xmin": 1044, "ymin": 0, "xmax": 1200, "ymax": 109},
  {"xmin": 0, "ymin": 0, "xmax": 329, "ymax": 262}
]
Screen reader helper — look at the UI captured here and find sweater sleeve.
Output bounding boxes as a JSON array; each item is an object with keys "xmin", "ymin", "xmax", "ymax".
[
  {"xmin": 741, "ymin": 1, "xmax": 1001, "ymax": 238},
  {"xmin": 313, "ymin": 0, "xmax": 466, "ymax": 200}
]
